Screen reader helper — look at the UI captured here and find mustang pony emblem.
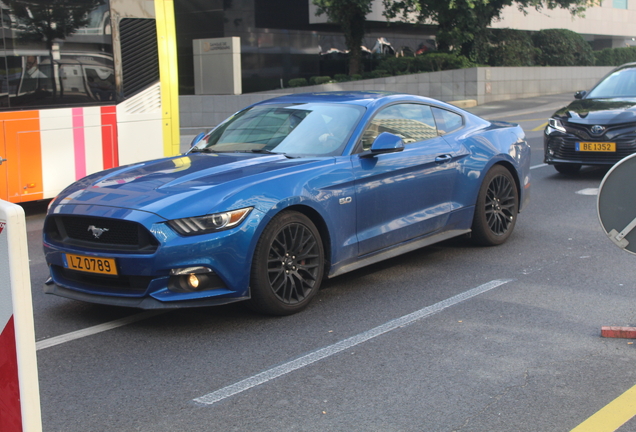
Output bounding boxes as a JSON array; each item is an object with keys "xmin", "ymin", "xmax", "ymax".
[{"xmin": 87, "ymin": 225, "xmax": 109, "ymax": 239}]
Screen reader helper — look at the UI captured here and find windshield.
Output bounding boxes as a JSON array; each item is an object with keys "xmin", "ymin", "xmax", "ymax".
[
  {"xmin": 192, "ymin": 103, "xmax": 365, "ymax": 156},
  {"xmin": 587, "ymin": 67, "xmax": 636, "ymax": 99}
]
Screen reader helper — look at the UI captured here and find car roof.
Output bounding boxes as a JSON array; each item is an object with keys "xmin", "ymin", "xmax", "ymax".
[{"xmin": 256, "ymin": 91, "xmax": 410, "ymax": 107}]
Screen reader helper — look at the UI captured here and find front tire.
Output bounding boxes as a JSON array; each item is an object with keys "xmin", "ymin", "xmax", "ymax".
[
  {"xmin": 247, "ymin": 211, "xmax": 324, "ymax": 316},
  {"xmin": 471, "ymin": 165, "xmax": 519, "ymax": 246}
]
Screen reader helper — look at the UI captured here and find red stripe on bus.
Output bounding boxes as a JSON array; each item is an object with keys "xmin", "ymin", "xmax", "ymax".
[
  {"xmin": 72, "ymin": 108, "xmax": 86, "ymax": 180},
  {"xmin": 0, "ymin": 316, "xmax": 23, "ymax": 432},
  {"xmin": 101, "ymin": 106, "xmax": 119, "ymax": 169}
]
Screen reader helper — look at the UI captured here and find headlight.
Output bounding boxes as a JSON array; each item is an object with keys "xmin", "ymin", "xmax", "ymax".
[
  {"xmin": 167, "ymin": 207, "xmax": 252, "ymax": 236},
  {"xmin": 547, "ymin": 118, "xmax": 566, "ymax": 133}
]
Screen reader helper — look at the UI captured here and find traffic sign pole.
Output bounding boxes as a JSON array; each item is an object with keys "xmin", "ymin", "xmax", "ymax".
[{"xmin": 0, "ymin": 200, "xmax": 42, "ymax": 432}]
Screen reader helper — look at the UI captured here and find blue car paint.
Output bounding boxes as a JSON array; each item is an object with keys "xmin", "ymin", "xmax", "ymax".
[{"xmin": 43, "ymin": 91, "xmax": 530, "ymax": 309}]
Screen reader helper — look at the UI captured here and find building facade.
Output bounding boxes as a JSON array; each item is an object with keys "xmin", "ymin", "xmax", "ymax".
[{"xmin": 174, "ymin": 0, "xmax": 636, "ymax": 95}]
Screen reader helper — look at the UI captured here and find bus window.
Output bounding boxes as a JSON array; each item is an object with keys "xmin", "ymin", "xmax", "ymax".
[{"xmin": 0, "ymin": 0, "xmax": 115, "ymax": 109}]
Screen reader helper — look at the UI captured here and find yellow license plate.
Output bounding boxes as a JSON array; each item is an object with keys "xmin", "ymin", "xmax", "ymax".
[
  {"xmin": 576, "ymin": 142, "xmax": 616, "ymax": 152},
  {"xmin": 64, "ymin": 253, "xmax": 118, "ymax": 275}
]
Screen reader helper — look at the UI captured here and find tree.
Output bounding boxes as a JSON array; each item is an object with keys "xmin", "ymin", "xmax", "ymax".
[
  {"xmin": 382, "ymin": 0, "xmax": 594, "ymax": 61},
  {"xmin": 312, "ymin": 0, "xmax": 374, "ymax": 76},
  {"xmin": 5, "ymin": 0, "xmax": 103, "ymax": 98}
]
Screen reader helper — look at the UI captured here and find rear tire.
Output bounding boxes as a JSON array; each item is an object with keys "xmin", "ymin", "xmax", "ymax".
[
  {"xmin": 471, "ymin": 165, "xmax": 519, "ymax": 246},
  {"xmin": 554, "ymin": 163, "xmax": 581, "ymax": 175},
  {"xmin": 247, "ymin": 211, "xmax": 324, "ymax": 316}
]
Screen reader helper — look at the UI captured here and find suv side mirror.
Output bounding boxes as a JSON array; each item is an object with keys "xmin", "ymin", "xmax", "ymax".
[{"xmin": 574, "ymin": 90, "xmax": 587, "ymax": 100}]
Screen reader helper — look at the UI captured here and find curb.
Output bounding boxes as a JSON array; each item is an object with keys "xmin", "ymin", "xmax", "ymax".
[{"xmin": 601, "ymin": 326, "xmax": 636, "ymax": 339}]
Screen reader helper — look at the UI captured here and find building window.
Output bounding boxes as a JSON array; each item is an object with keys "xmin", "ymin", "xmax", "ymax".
[{"xmin": 613, "ymin": 0, "xmax": 628, "ymax": 9}]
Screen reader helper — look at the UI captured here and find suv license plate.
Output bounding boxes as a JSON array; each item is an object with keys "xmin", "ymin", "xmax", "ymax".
[{"xmin": 576, "ymin": 142, "xmax": 616, "ymax": 152}]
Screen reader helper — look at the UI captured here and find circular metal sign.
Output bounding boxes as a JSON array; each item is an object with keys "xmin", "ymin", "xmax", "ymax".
[{"xmin": 598, "ymin": 153, "xmax": 636, "ymax": 255}]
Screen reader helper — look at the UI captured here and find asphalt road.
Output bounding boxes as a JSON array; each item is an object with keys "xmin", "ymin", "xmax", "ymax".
[{"xmin": 23, "ymin": 92, "xmax": 636, "ymax": 432}]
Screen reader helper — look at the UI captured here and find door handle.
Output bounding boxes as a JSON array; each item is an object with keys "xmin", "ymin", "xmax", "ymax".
[
  {"xmin": 0, "ymin": 156, "xmax": 6, "ymax": 165},
  {"xmin": 435, "ymin": 154, "xmax": 452, "ymax": 164}
]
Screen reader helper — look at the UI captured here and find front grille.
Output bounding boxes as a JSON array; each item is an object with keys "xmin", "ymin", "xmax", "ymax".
[
  {"xmin": 548, "ymin": 137, "xmax": 636, "ymax": 164},
  {"xmin": 44, "ymin": 215, "xmax": 159, "ymax": 253},
  {"xmin": 55, "ymin": 266, "xmax": 152, "ymax": 294}
]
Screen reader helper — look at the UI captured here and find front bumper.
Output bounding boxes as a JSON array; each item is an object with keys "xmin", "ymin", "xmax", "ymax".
[
  {"xmin": 44, "ymin": 280, "xmax": 249, "ymax": 309},
  {"xmin": 544, "ymin": 134, "xmax": 636, "ymax": 166},
  {"xmin": 43, "ymin": 206, "xmax": 264, "ymax": 308}
]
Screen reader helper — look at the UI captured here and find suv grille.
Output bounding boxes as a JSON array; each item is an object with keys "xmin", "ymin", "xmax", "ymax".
[
  {"xmin": 548, "ymin": 136, "xmax": 636, "ymax": 163},
  {"xmin": 44, "ymin": 215, "xmax": 159, "ymax": 253}
]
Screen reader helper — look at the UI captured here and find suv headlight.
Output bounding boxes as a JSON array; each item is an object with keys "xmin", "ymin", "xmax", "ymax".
[
  {"xmin": 168, "ymin": 207, "xmax": 253, "ymax": 236},
  {"xmin": 547, "ymin": 118, "xmax": 566, "ymax": 134}
]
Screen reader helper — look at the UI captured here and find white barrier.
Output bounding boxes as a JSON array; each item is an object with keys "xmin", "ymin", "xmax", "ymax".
[{"xmin": 0, "ymin": 200, "xmax": 42, "ymax": 432}]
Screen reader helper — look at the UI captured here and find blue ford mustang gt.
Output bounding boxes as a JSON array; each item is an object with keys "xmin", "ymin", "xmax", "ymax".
[{"xmin": 43, "ymin": 92, "xmax": 530, "ymax": 315}]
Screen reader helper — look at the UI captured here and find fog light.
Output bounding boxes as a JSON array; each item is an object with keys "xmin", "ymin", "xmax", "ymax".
[
  {"xmin": 167, "ymin": 267, "xmax": 226, "ymax": 293},
  {"xmin": 188, "ymin": 274, "xmax": 200, "ymax": 289}
]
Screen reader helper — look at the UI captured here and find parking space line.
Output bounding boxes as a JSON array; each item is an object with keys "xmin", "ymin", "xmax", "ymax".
[
  {"xmin": 570, "ymin": 384, "xmax": 636, "ymax": 432},
  {"xmin": 193, "ymin": 279, "xmax": 513, "ymax": 406},
  {"xmin": 36, "ymin": 310, "xmax": 165, "ymax": 351},
  {"xmin": 532, "ymin": 122, "xmax": 548, "ymax": 131}
]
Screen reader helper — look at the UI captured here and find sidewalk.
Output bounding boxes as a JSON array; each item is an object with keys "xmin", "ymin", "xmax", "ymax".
[{"xmin": 465, "ymin": 92, "xmax": 574, "ymax": 120}]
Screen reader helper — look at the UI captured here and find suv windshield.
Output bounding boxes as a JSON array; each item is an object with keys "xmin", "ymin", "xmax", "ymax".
[
  {"xmin": 587, "ymin": 67, "xmax": 636, "ymax": 99},
  {"xmin": 192, "ymin": 103, "xmax": 365, "ymax": 156}
]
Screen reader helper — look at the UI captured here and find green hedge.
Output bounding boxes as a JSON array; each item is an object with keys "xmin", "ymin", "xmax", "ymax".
[
  {"xmin": 486, "ymin": 29, "xmax": 540, "ymax": 67},
  {"xmin": 288, "ymin": 78, "xmax": 308, "ymax": 87},
  {"xmin": 532, "ymin": 29, "xmax": 595, "ymax": 66},
  {"xmin": 377, "ymin": 53, "xmax": 473, "ymax": 75},
  {"xmin": 595, "ymin": 46, "xmax": 636, "ymax": 66},
  {"xmin": 309, "ymin": 76, "xmax": 332, "ymax": 85}
]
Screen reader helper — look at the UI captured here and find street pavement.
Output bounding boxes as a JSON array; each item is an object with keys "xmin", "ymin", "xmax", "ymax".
[{"xmin": 25, "ymin": 91, "xmax": 636, "ymax": 432}]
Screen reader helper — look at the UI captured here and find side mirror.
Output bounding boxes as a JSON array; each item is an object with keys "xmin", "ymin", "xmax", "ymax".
[
  {"xmin": 574, "ymin": 90, "xmax": 587, "ymax": 100},
  {"xmin": 190, "ymin": 132, "xmax": 206, "ymax": 148},
  {"xmin": 361, "ymin": 132, "xmax": 405, "ymax": 158}
]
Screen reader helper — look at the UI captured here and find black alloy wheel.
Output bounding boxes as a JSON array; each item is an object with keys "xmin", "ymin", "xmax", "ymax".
[
  {"xmin": 247, "ymin": 211, "xmax": 324, "ymax": 315},
  {"xmin": 471, "ymin": 165, "xmax": 519, "ymax": 246}
]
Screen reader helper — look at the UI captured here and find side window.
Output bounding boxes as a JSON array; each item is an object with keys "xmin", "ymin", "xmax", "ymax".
[
  {"xmin": 361, "ymin": 103, "xmax": 438, "ymax": 150},
  {"xmin": 432, "ymin": 107, "xmax": 464, "ymax": 135}
]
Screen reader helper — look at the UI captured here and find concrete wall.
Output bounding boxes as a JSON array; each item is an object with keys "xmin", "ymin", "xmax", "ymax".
[{"xmin": 179, "ymin": 66, "xmax": 614, "ymax": 147}]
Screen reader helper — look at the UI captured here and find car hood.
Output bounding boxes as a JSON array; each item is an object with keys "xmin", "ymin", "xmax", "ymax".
[
  {"xmin": 50, "ymin": 153, "xmax": 323, "ymax": 219},
  {"xmin": 553, "ymin": 98, "xmax": 636, "ymax": 125}
]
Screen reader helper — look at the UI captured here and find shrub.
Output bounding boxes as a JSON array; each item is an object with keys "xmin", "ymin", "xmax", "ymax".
[
  {"xmin": 309, "ymin": 76, "xmax": 332, "ymax": 85},
  {"xmin": 595, "ymin": 46, "xmax": 636, "ymax": 66},
  {"xmin": 486, "ymin": 29, "xmax": 540, "ymax": 66},
  {"xmin": 288, "ymin": 78, "xmax": 308, "ymax": 87},
  {"xmin": 377, "ymin": 52, "xmax": 473, "ymax": 75},
  {"xmin": 414, "ymin": 53, "xmax": 474, "ymax": 71},
  {"xmin": 361, "ymin": 69, "xmax": 391, "ymax": 79},
  {"xmin": 533, "ymin": 29, "xmax": 595, "ymax": 66},
  {"xmin": 334, "ymin": 74, "xmax": 350, "ymax": 82}
]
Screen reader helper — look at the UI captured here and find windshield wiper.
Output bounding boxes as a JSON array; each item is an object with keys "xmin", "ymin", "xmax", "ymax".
[
  {"xmin": 189, "ymin": 147, "xmax": 232, "ymax": 153},
  {"xmin": 250, "ymin": 149, "xmax": 281, "ymax": 155}
]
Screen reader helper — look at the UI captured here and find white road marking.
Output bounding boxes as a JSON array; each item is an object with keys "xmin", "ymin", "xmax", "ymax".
[
  {"xmin": 36, "ymin": 310, "xmax": 165, "ymax": 351},
  {"xmin": 193, "ymin": 279, "xmax": 513, "ymax": 406},
  {"xmin": 576, "ymin": 188, "xmax": 599, "ymax": 196},
  {"xmin": 531, "ymin": 163, "xmax": 548, "ymax": 170}
]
